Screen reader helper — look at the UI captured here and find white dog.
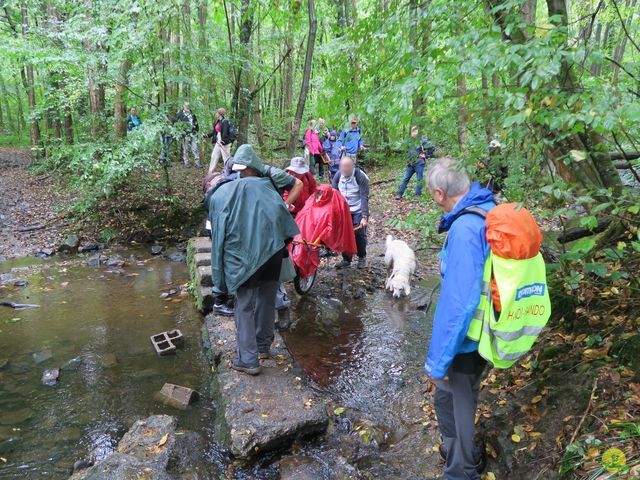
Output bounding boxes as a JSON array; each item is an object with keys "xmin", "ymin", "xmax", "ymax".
[{"xmin": 384, "ymin": 235, "xmax": 416, "ymax": 298}]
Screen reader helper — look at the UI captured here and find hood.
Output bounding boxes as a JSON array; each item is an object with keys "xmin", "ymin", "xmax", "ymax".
[
  {"xmin": 438, "ymin": 181, "xmax": 495, "ymax": 232},
  {"xmin": 315, "ymin": 184, "xmax": 334, "ymax": 206},
  {"xmin": 232, "ymin": 144, "xmax": 265, "ymax": 172}
]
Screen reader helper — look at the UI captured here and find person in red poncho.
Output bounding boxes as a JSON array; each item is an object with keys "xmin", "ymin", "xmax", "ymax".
[
  {"xmin": 283, "ymin": 157, "xmax": 317, "ymax": 216},
  {"xmin": 290, "ymin": 184, "xmax": 357, "ymax": 278}
]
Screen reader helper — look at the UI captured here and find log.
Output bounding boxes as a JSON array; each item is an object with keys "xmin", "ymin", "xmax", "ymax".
[
  {"xmin": 557, "ymin": 218, "xmax": 611, "ymax": 244},
  {"xmin": 15, "ymin": 224, "xmax": 45, "ymax": 232}
]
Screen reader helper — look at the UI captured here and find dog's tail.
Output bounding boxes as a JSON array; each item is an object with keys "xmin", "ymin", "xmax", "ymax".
[{"xmin": 386, "ymin": 234, "xmax": 394, "ymax": 248}]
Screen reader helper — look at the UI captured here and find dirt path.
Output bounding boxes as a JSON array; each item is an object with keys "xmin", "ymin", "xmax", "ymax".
[{"xmin": 0, "ymin": 148, "xmax": 71, "ymax": 259}]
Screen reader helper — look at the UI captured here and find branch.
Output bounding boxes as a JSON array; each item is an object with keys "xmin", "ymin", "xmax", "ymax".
[
  {"xmin": 604, "ymin": 56, "xmax": 637, "ymax": 81},
  {"xmin": 105, "ymin": 76, "xmax": 158, "ymax": 108},
  {"xmin": 611, "ymin": 0, "xmax": 640, "ymax": 55},
  {"xmin": 249, "ymin": 47, "xmax": 292, "ymax": 99}
]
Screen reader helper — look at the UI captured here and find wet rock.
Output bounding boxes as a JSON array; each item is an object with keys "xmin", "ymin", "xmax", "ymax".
[
  {"xmin": 13, "ymin": 279, "xmax": 28, "ymax": 287},
  {"xmin": 163, "ymin": 247, "xmax": 186, "ymax": 263},
  {"xmin": 156, "ymin": 383, "xmax": 199, "ymax": 410},
  {"xmin": 78, "ymin": 243, "xmax": 99, "ymax": 253},
  {"xmin": 42, "ymin": 368, "xmax": 60, "ymax": 386},
  {"xmin": 149, "ymin": 244, "xmax": 164, "ymax": 255},
  {"xmin": 0, "ymin": 407, "xmax": 34, "ymax": 425},
  {"xmin": 72, "ymin": 460, "xmax": 94, "ymax": 475},
  {"xmin": 0, "ymin": 273, "xmax": 16, "ymax": 285},
  {"xmin": 85, "ymin": 254, "xmax": 101, "ymax": 268},
  {"xmin": 0, "ymin": 359, "xmax": 8, "ymax": 370},
  {"xmin": 59, "ymin": 235, "xmax": 80, "ymax": 253},
  {"xmin": 196, "ymin": 266, "xmax": 212, "ymax": 287},
  {"xmin": 278, "ymin": 455, "xmax": 326, "ymax": 480},
  {"xmin": 203, "ymin": 314, "xmax": 328, "ymax": 458},
  {"xmin": 188, "ymin": 237, "xmax": 212, "ymax": 254},
  {"xmin": 105, "ymin": 255, "xmax": 125, "ymax": 267},
  {"xmin": 39, "ymin": 247, "xmax": 55, "ymax": 257},
  {"xmin": 101, "ymin": 353, "xmax": 118, "ymax": 368},
  {"xmin": 32, "ymin": 349, "xmax": 53, "ymax": 364},
  {"xmin": 61, "ymin": 356, "xmax": 83, "ymax": 371},
  {"xmin": 68, "ymin": 415, "xmax": 177, "ymax": 480}
]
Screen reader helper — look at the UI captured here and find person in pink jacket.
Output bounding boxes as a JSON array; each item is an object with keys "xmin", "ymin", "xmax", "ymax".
[{"xmin": 304, "ymin": 119, "xmax": 325, "ymax": 178}]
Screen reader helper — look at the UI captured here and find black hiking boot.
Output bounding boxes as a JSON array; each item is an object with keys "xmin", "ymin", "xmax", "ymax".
[
  {"xmin": 213, "ymin": 303, "xmax": 234, "ymax": 317},
  {"xmin": 335, "ymin": 259, "xmax": 351, "ymax": 269}
]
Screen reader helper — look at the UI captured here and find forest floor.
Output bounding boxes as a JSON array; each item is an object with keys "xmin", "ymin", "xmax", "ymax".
[{"xmin": 1, "ymin": 147, "xmax": 638, "ymax": 479}]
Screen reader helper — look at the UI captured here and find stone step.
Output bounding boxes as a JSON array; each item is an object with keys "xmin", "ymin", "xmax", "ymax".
[
  {"xmin": 196, "ymin": 265, "xmax": 212, "ymax": 287},
  {"xmin": 194, "ymin": 252, "xmax": 211, "ymax": 267},
  {"xmin": 202, "ymin": 313, "xmax": 328, "ymax": 459},
  {"xmin": 189, "ymin": 237, "xmax": 212, "ymax": 254}
]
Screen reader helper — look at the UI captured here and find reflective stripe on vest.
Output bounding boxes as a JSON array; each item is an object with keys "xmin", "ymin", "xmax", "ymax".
[{"xmin": 466, "ymin": 252, "xmax": 551, "ymax": 368}]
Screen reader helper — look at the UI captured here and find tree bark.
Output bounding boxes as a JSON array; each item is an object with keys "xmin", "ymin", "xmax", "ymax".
[
  {"xmin": 20, "ymin": 3, "xmax": 40, "ymax": 151},
  {"xmin": 287, "ymin": 0, "xmax": 317, "ymax": 157},
  {"xmin": 456, "ymin": 74, "xmax": 468, "ymax": 148},
  {"xmin": 114, "ymin": 59, "xmax": 132, "ymax": 140}
]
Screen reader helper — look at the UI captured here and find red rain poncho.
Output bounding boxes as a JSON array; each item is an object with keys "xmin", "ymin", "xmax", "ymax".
[{"xmin": 290, "ymin": 184, "xmax": 357, "ymax": 277}]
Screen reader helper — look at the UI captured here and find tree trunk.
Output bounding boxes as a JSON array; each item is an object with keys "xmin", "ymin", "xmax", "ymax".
[
  {"xmin": 235, "ymin": 0, "xmax": 254, "ymax": 145},
  {"xmin": 456, "ymin": 74, "xmax": 468, "ymax": 148},
  {"xmin": 114, "ymin": 59, "xmax": 131, "ymax": 140},
  {"xmin": 20, "ymin": 4, "xmax": 40, "ymax": 151},
  {"xmin": 287, "ymin": 0, "xmax": 317, "ymax": 157}
]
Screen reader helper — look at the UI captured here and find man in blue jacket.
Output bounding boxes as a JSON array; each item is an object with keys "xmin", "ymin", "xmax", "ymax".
[
  {"xmin": 338, "ymin": 117, "xmax": 365, "ymax": 163},
  {"xmin": 424, "ymin": 157, "xmax": 495, "ymax": 480}
]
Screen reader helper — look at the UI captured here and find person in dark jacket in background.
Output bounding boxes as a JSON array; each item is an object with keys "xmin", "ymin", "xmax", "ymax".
[
  {"xmin": 322, "ymin": 130, "xmax": 342, "ymax": 179},
  {"xmin": 204, "ymin": 107, "xmax": 233, "ymax": 174},
  {"xmin": 424, "ymin": 157, "xmax": 495, "ymax": 480},
  {"xmin": 396, "ymin": 126, "xmax": 434, "ymax": 199},
  {"xmin": 175, "ymin": 102, "xmax": 201, "ymax": 168},
  {"xmin": 126, "ymin": 107, "xmax": 142, "ymax": 131},
  {"xmin": 332, "ymin": 157, "xmax": 370, "ymax": 269}
]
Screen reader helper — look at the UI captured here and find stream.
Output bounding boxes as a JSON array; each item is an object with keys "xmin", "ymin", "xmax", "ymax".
[{"xmin": 0, "ymin": 249, "xmax": 441, "ymax": 479}]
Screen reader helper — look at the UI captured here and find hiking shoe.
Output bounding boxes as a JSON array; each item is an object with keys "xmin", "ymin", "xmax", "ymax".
[
  {"xmin": 213, "ymin": 303, "xmax": 234, "ymax": 317},
  {"xmin": 195, "ymin": 162, "xmax": 202, "ymax": 168},
  {"xmin": 438, "ymin": 442, "xmax": 487, "ymax": 474},
  {"xmin": 228, "ymin": 359, "xmax": 261, "ymax": 376},
  {"xmin": 258, "ymin": 351, "xmax": 271, "ymax": 360},
  {"xmin": 395, "ymin": 194, "xmax": 402, "ymax": 200},
  {"xmin": 357, "ymin": 257, "xmax": 367, "ymax": 269},
  {"xmin": 335, "ymin": 259, "xmax": 351, "ymax": 269}
]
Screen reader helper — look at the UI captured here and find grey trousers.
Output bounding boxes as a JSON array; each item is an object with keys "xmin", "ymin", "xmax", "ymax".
[
  {"xmin": 182, "ymin": 135, "xmax": 201, "ymax": 166},
  {"xmin": 234, "ymin": 251, "xmax": 282, "ymax": 367},
  {"xmin": 434, "ymin": 351, "xmax": 487, "ymax": 480}
]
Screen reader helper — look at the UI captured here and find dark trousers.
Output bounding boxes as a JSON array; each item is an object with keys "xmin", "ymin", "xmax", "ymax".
[
  {"xmin": 398, "ymin": 162, "xmax": 425, "ymax": 197},
  {"xmin": 312, "ymin": 153, "xmax": 324, "ymax": 177},
  {"xmin": 234, "ymin": 250, "xmax": 283, "ymax": 367},
  {"xmin": 343, "ymin": 212, "xmax": 367, "ymax": 261},
  {"xmin": 434, "ymin": 351, "xmax": 487, "ymax": 480}
]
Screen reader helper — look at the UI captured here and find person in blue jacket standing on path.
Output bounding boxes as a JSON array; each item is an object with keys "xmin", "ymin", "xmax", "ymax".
[
  {"xmin": 424, "ymin": 157, "xmax": 495, "ymax": 480},
  {"xmin": 338, "ymin": 117, "xmax": 365, "ymax": 163}
]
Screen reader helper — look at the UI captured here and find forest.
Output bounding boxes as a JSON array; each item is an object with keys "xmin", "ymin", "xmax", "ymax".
[{"xmin": 1, "ymin": 0, "xmax": 639, "ymax": 478}]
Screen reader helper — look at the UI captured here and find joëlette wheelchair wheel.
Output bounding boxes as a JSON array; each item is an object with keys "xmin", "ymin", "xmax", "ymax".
[{"xmin": 294, "ymin": 270, "xmax": 317, "ymax": 295}]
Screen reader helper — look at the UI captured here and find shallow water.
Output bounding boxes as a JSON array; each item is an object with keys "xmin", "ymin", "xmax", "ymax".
[
  {"xmin": 0, "ymin": 251, "xmax": 215, "ymax": 478},
  {"xmin": 285, "ymin": 278, "xmax": 441, "ymax": 461}
]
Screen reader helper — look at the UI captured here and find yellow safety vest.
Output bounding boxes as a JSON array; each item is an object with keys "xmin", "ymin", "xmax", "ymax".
[{"xmin": 467, "ymin": 252, "xmax": 551, "ymax": 368}]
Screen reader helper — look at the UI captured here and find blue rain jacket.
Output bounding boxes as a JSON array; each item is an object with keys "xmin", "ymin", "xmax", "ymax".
[{"xmin": 425, "ymin": 182, "xmax": 496, "ymax": 379}]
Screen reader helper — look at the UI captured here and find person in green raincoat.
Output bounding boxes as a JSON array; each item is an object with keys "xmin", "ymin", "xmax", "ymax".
[{"xmin": 208, "ymin": 144, "xmax": 300, "ymax": 375}]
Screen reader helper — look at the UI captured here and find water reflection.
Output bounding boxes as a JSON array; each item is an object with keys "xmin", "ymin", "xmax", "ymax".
[{"xmin": 0, "ymin": 251, "xmax": 214, "ymax": 478}]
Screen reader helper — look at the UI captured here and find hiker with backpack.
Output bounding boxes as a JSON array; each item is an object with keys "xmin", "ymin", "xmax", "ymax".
[
  {"xmin": 424, "ymin": 157, "xmax": 550, "ymax": 480},
  {"xmin": 332, "ymin": 156, "xmax": 370, "ymax": 270},
  {"xmin": 338, "ymin": 117, "xmax": 366, "ymax": 163},
  {"xmin": 204, "ymin": 107, "xmax": 237, "ymax": 174},
  {"xmin": 175, "ymin": 102, "xmax": 201, "ymax": 168},
  {"xmin": 322, "ymin": 129, "xmax": 342, "ymax": 179},
  {"xmin": 396, "ymin": 126, "xmax": 435, "ymax": 199}
]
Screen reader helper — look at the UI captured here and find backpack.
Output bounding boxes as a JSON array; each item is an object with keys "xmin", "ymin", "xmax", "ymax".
[
  {"xmin": 227, "ymin": 120, "xmax": 239, "ymax": 143},
  {"xmin": 455, "ymin": 203, "xmax": 551, "ymax": 368}
]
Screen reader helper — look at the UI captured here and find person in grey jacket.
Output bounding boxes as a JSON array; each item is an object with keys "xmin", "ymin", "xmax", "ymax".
[{"xmin": 331, "ymin": 157, "xmax": 370, "ymax": 269}]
